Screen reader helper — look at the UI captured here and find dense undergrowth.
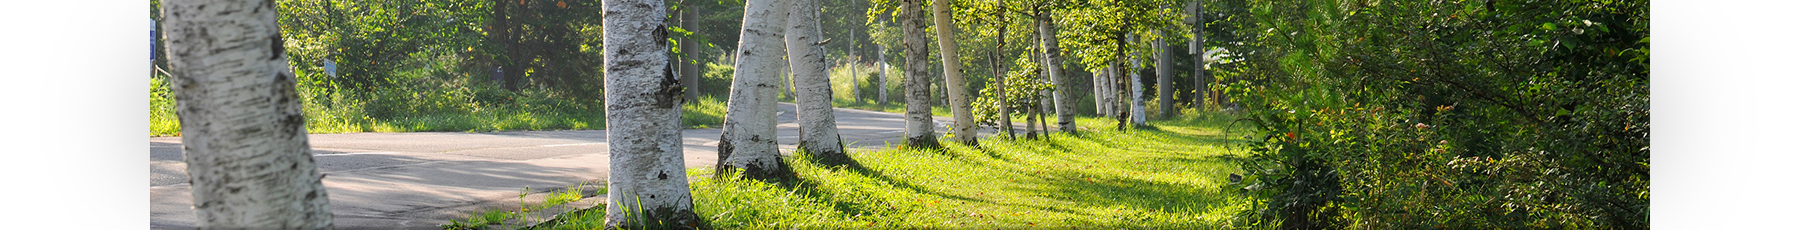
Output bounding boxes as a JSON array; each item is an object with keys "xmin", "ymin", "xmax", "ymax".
[
  {"xmin": 1209, "ymin": 0, "xmax": 1650, "ymax": 228},
  {"xmin": 529, "ymin": 114, "xmax": 1268, "ymax": 229}
]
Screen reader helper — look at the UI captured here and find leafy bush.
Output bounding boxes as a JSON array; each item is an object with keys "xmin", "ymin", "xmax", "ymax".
[{"xmin": 1213, "ymin": 0, "xmax": 1649, "ymax": 228}]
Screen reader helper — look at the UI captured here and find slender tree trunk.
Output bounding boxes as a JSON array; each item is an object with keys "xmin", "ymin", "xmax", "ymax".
[
  {"xmin": 899, "ymin": 0, "xmax": 939, "ymax": 148},
  {"xmin": 1108, "ymin": 31, "xmax": 1123, "ymax": 129},
  {"xmin": 780, "ymin": 56, "xmax": 795, "ymax": 99},
  {"xmin": 600, "ymin": 0, "xmax": 703, "ymax": 227},
  {"xmin": 717, "ymin": 0, "xmax": 793, "ymax": 180},
  {"xmin": 682, "ymin": 0, "xmax": 702, "ymax": 102},
  {"xmin": 1097, "ymin": 66, "xmax": 1112, "ymax": 116},
  {"xmin": 786, "ymin": 0, "xmax": 852, "ymax": 166},
  {"xmin": 931, "ymin": 0, "xmax": 979, "ymax": 145},
  {"xmin": 993, "ymin": 12, "xmax": 1013, "ymax": 139},
  {"xmin": 1037, "ymin": 13, "xmax": 1075, "ymax": 133},
  {"xmin": 1130, "ymin": 35, "xmax": 1147, "ymax": 127},
  {"xmin": 851, "ymin": 28, "xmax": 861, "ymax": 104},
  {"xmin": 1024, "ymin": 95, "xmax": 1038, "ymax": 139},
  {"xmin": 1189, "ymin": 1, "xmax": 1209, "ymax": 110},
  {"xmin": 878, "ymin": 46, "xmax": 889, "ymax": 105},
  {"xmin": 1156, "ymin": 33, "xmax": 1174, "ymax": 118},
  {"xmin": 164, "ymin": 1, "xmax": 333, "ymax": 228}
]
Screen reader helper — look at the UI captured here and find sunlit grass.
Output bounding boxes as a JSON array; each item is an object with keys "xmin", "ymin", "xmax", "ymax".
[
  {"xmin": 532, "ymin": 112, "xmax": 1266, "ymax": 229},
  {"xmin": 149, "ymin": 80, "xmax": 731, "ymax": 136}
]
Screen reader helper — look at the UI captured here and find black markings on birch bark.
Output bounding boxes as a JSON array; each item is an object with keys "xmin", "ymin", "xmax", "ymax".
[{"xmin": 269, "ymin": 34, "xmax": 283, "ymax": 60}]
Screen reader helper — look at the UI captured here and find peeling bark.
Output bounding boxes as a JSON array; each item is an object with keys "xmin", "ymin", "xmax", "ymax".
[
  {"xmin": 163, "ymin": 0, "xmax": 333, "ymax": 228},
  {"xmin": 931, "ymin": 0, "xmax": 979, "ymax": 145},
  {"xmin": 602, "ymin": 0, "xmax": 702, "ymax": 227},
  {"xmin": 786, "ymin": 0, "xmax": 852, "ymax": 166},
  {"xmin": 717, "ymin": 0, "xmax": 793, "ymax": 181},
  {"xmin": 899, "ymin": 0, "xmax": 940, "ymax": 149},
  {"xmin": 1038, "ymin": 13, "xmax": 1076, "ymax": 133}
]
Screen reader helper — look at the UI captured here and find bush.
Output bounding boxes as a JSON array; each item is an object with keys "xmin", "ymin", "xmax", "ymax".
[{"xmin": 1214, "ymin": 0, "xmax": 1649, "ymax": 228}]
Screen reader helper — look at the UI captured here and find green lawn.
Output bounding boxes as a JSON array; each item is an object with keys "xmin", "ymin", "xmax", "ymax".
[{"xmin": 531, "ymin": 112, "xmax": 1264, "ymax": 229}]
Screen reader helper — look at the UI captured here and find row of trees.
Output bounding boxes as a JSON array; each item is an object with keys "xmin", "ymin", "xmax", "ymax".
[{"xmin": 161, "ymin": 0, "xmax": 1225, "ymax": 228}]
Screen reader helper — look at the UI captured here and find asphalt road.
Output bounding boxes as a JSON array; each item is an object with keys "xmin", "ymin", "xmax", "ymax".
[{"xmin": 149, "ymin": 103, "xmax": 983, "ymax": 229}]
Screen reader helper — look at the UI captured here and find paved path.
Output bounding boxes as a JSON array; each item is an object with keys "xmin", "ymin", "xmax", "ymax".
[{"xmin": 149, "ymin": 103, "xmax": 1004, "ymax": 229}]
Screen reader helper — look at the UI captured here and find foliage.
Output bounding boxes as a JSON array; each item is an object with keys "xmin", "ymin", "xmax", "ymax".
[
  {"xmin": 971, "ymin": 53, "xmax": 1053, "ymax": 126},
  {"xmin": 1215, "ymin": 0, "xmax": 1650, "ymax": 228}
]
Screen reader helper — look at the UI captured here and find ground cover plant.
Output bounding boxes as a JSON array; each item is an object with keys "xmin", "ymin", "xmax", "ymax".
[{"xmin": 525, "ymin": 113, "xmax": 1266, "ymax": 229}]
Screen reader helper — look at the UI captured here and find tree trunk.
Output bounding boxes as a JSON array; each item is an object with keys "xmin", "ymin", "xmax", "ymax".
[
  {"xmin": 993, "ymin": 12, "xmax": 1013, "ymax": 139},
  {"xmin": 786, "ymin": 0, "xmax": 852, "ymax": 166},
  {"xmin": 851, "ymin": 28, "xmax": 861, "ymax": 104},
  {"xmin": 781, "ymin": 56, "xmax": 795, "ymax": 100},
  {"xmin": 1024, "ymin": 96, "xmax": 1038, "ymax": 139},
  {"xmin": 1189, "ymin": 1, "xmax": 1210, "ymax": 110},
  {"xmin": 1130, "ymin": 35, "xmax": 1147, "ymax": 127},
  {"xmin": 682, "ymin": 0, "xmax": 702, "ymax": 102},
  {"xmin": 1037, "ymin": 13, "xmax": 1075, "ymax": 133},
  {"xmin": 717, "ymin": 0, "xmax": 793, "ymax": 180},
  {"xmin": 163, "ymin": 1, "xmax": 334, "ymax": 228},
  {"xmin": 878, "ymin": 46, "xmax": 889, "ymax": 105},
  {"xmin": 1108, "ymin": 31, "xmax": 1123, "ymax": 130},
  {"xmin": 931, "ymin": 0, "xmax": 979, "ymax": 145},
  {"xmin": 1156, "ymin": 33, "xmax": 1174, "ymax": 118},
  {"xmin": 1096, "ymin": 66, "xmax": 1112, "ymax": 117},
  {"xmin": 600, "ymin": 0, "xmax": 703, "ymax": 227},
  {"xmin": 899, "ymin": 0, "xmax": 939, "ymax": 148}
]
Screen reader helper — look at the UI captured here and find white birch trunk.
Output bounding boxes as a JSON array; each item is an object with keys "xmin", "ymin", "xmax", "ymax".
[
  {"xmin": 1038, "ymin": 13, "xmax": 1075, "ymax": 133},
  {"xmin": 899, "ymin": 0, "xmax": 939, "ymax": 148},
  {"xmin": 601, "ymin": 0, "xmax": 702, "ymax": 227},
  {"xmin": 878, "ymin": 47, "xmax": 889, "ymax": 105},
  {"xmin": 786, "ymin": 0, "xmax": 851, "ymax": 165},
  {"xmin": 162, "ymin": 0, "xmax": 334, "ymax": 228},
  {"xmin": 716, "ymin": 0, "xmax": 793, "ymax": 180},
  {"xmin": 932, "ymin": 0, "xmax": 979, "ymax": 145},
  {"xmin": 1097, "ymin": 67, "xmax": 1112, "ymax": 116},
  {"xmin": 1130, "ymin": 43, "xmax": 1148, "ymax": 126},
  {"xmin": 850, "ymin": 33, "xmax": 860, "ymax": 104}
]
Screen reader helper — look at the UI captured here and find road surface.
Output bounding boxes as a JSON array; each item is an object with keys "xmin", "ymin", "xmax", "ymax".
[{"xmin": 149, "ymin": 103, "xmax": 1016, "ymax": 229}]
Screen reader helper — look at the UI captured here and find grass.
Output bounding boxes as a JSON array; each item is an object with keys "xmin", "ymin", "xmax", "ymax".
[
  {"xmin": 443, "ymin": 181, "xmax": 604, "ymax": 230},
  {"xmin": 150, "ymin": 74, "xmax": 731, "ymax": 136},
  {"xmin": 529, "ymin": 111, "xmax": 1267, "ymax": 229},
  {"xmin": 831, "ymin": 97, "xmax": 951, "ymax": 117}
]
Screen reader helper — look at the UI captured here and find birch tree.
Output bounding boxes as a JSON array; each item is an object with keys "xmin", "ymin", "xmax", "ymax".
[
  {"xmin": 787, "ymin": 0, "xmax": 853, "ymax": 166},
  {"xmin": 1129, "ymin": 35, "xmax": 1148, "ymax": 127},
  {"xmin": 600, "ymin": 0, "xmax": 703, "ymax": 227},
  {"xmin": 1037, "ymin": 9, "xmax": 1076, "ymax": 133},
  {"xmin": 932, "ymin": 0, "xmax": 980, "ymax": 145},
  {"xmin": 717, "ymin": 0, "xmax": 794, "ymax": 180},
  {"xmin": 899, "ymin": 0, "xmax": 940, "ymax": 148},
  {"xmin": 163, "ymin": 0, "xmax": 334, "ymax": 228},
  {"xmin": 878, "ymin": 43, "xmax": 889, "ymax": 105}
]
